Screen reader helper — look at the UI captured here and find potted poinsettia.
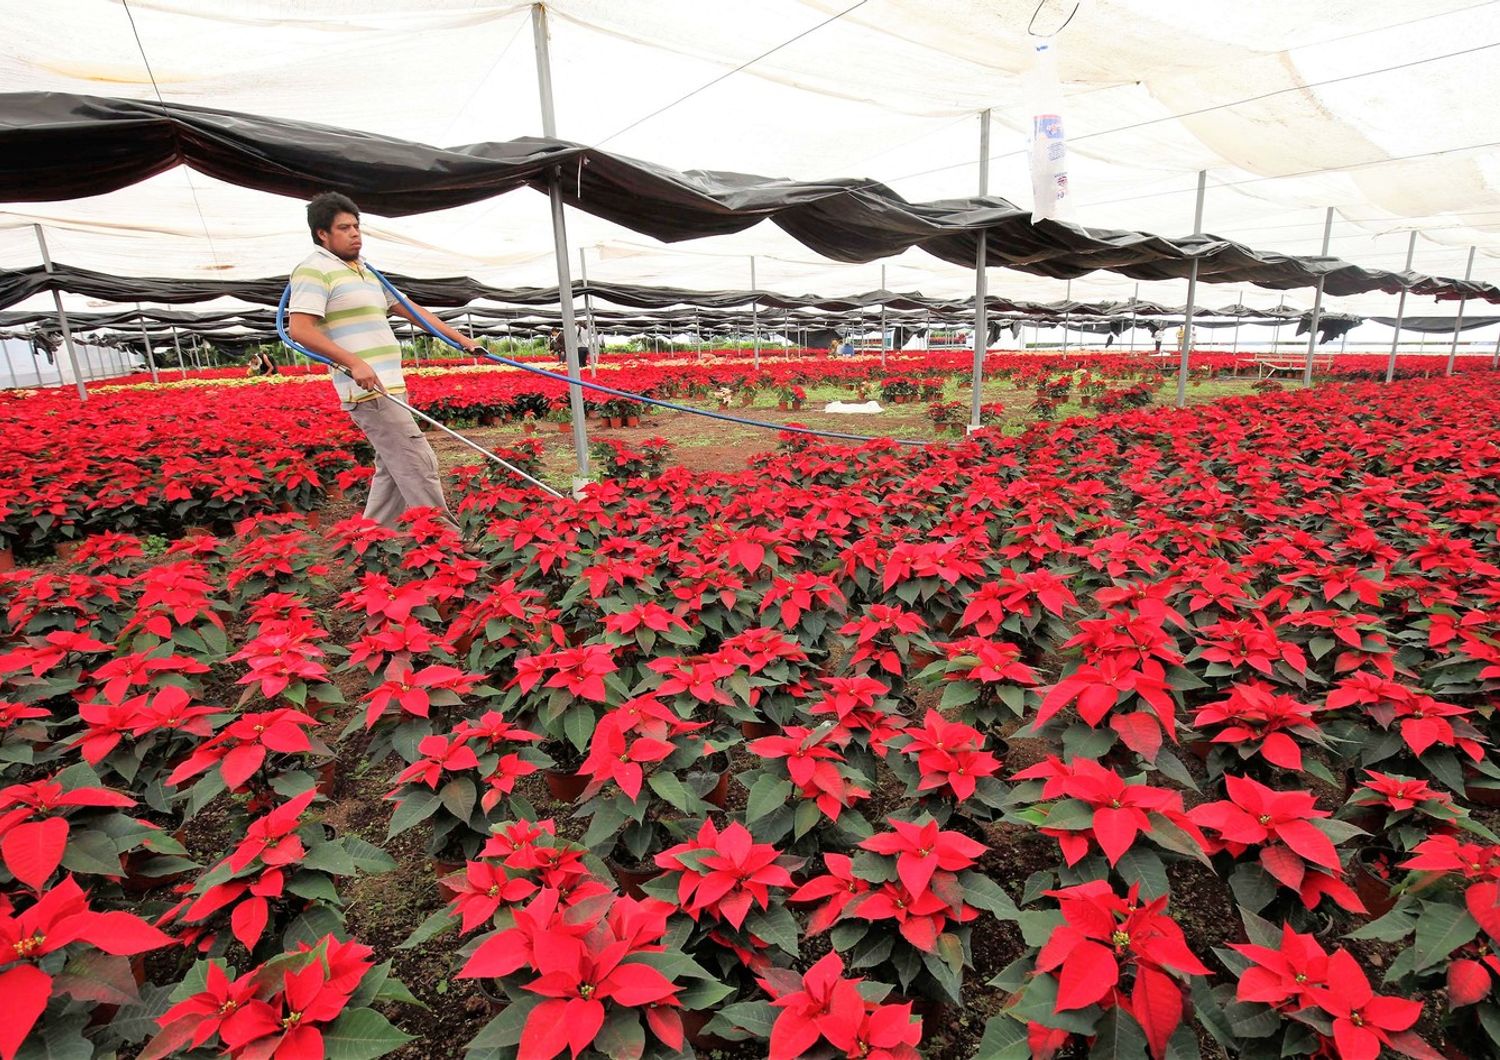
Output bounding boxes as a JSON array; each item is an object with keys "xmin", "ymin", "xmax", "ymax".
[
  {"xmin": 456, "ymin": 886, "xmax": 734, "ymax": 1059},
  {"xmin": 143, "ymin": 934, "xmax": 415, "ymax": 1060},
  {"xmin": 793, "ymin": 816, "xmax": 1014, "ymax": 1004},
  {"xmin": 161, "ymin": 788, "xmax": 394, "ymax": 960},
  {"xmin": 571, "ymin": 699, "xmax": 729, "ymax": 894}
]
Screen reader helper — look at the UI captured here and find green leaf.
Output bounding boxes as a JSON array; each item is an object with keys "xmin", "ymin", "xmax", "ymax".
[
  {"xmin": 1018, "ymin": 910, "xmax": 1065, "ymax": 947},
  {"xmin": 387, "ymin": 789, "xmax": 440, "ymax": 837},
  {"xmin": 594, "ymin": 1008, "xmax": 645, "ymax": 1060},
  {"xmin": 1021, "ymin": 870, "xmax": 1055, "ymax": 906},
  {"xmin": 793, "ymin": 798, "xmax": 820, "ymax": 839},
  {"xmin": 746, "ymin": 904, "xmax": 800, "ymax": 955},
  {"xmin": 13, "ymin": 1014, "xmax": 93, "ymax": 1060},
  {"xmin": 1009, "ymin": 974, "xmax": 1100, "ymax": 1034},
  {"xmin": 1413, "ymin": 900, "xmax": 1480, "ymax": 970},
  {"xmin": 439, "ymin": 776, "xmax": 477, "ymax": 825},
  {"xmin": 746, "ymin": 775, "xmax": 793, "ymax": 824},
  {"xmin": 1089, "ymin": 1007, "xmax": 1150, "ymax": 1060},
  {"xmin": 400, "ymin": 907, "xmax": 458, "ymax": 950},
  {"xmin": 676, "ymin": 978, "xmax": 735, "ymax": 1010},
  {"xmin": 1115, "ymin": 847, "xmax": 1169, "ymax": 899},
  {"xmin": 341, "ymin": 836, "xmax": 397, "ymax": 874},
  {"xmin": 282, "ymin": 904, "xmax": 347, "ymax": 950},
  {"xmin": 1346, "ymin": 903, "xmax": 1416, "ymax": 942},
  {"xmin": 301, "ymin": 841, "xmax": 358, "ymax": 877},
  {"xmin": 563, "ymin": 704, "xmax": 595, "ymax": 753},
  {"xmin": 58, "ymin": 828, "xmax": 123, "ymax": 876},
  {"xmin": 466, "ymin": 994, "xmax": 540, "ymax": 1053},
  {"xmin": 647, "ymin": 771, "xmax": 694, "ymax": 813},
  {"xmin": 321, "ymin": 1008, "xmax": 412, "ymax": 1060},
  {"xmin": 976, "ymin": 1015, "xmax": 1031, "ymax": 1060},
  {"xmin": 962, "ymin": 871, "xmax": 1019, "ymax": 918},
  {"xmin": 710, "ymin": 999, "xmax": 777, "ymax": 1038}
]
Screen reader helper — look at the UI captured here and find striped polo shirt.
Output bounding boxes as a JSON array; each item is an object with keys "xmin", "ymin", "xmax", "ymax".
[{"xmin": 288, "ymin": 246, "xmax": 403, "ymax": 406}]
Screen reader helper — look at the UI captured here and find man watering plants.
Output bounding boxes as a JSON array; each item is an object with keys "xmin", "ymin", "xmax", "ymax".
[{"xmin": 287, "ymin": 192, "xmax": 481, "ymax": 530}]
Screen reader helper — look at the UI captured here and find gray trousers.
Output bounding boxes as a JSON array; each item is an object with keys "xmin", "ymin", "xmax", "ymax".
[{"xmin": 347, "ymin": 396, "xmax": 456, "ymax": 529}]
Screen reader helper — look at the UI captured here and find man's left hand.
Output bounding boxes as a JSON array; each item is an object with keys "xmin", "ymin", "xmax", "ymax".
[{"xmin": 460, "ymin": 338, "xmax": 485, "ymax": 354}]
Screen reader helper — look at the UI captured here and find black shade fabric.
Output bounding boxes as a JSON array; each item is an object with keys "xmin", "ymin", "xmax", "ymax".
[{"xmin": 2, "ymin": 93, "xmax": 1496, "ymax": 301}]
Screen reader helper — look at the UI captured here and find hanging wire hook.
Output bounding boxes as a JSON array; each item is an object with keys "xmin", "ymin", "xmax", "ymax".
[{"xmin": 1027, "ymin": 0, "xmax": 1081, "ymax": 37}]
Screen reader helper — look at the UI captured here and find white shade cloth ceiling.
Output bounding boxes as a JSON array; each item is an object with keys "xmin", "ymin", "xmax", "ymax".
[{"xmin": 0, "ymin": 0, "xmax": 1496, "ymax": 320}]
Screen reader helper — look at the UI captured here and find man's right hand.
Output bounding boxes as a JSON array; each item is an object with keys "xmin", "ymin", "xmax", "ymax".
[{"xmin": 348, "ymin": 361, "xmax": 384, "ymax": 393}]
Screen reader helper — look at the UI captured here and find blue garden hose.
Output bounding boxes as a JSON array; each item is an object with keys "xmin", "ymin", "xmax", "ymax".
[
  {"xmin": 275, "ymin": 286, "xmax": 566, "ymax": 499},
  {"xmin": 365, "ymin": 267, "xmax": 935, "ymax": 449}
]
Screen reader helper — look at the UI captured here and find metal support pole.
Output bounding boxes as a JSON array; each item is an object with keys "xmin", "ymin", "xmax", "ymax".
[
  {"xmin": 1302, "ymin": 207, "xmax": 1334, "ymax": 387},
  {"xmin": 465, "ymin": 311, "xmax": 475, "ymax": 340},
  {"xmin": 579, "ymin": 247, "xmax": 598, "ymax": 375},
  {"xmin": 750, "ymin": 256, "xmax": 760, "ymax": 370},
  {"xmin": 533, "ymin": 2, "xmax": 589, "ymax": 488},
  {"xmin": 1062, "ymin": 278, "xmax": 1071, "ymax": 353},
  {"xmin": 1231, "ymin": 289, "xmax": 1243, "ymax": 354},
  {"xmin": 879, "ymin": 264, "xmax": 887, "ymax": 368},
  {"xmin": 1491, "ymin": 330, "xmax": 1499, "ymax": 369},
  {"xmin": 1446, "ymin": 244, "xmax": 1476, "ymax": 377},
  {"xmin": 969, "ymin": 108, "xmax": 991, "ymax": 430},
  {"xmin": 171, "ymin": 326, "xmax": 188, "ymax": 378},
  {"xmin": 1127, "ymin": 283, "xmax": 1138, "ymax": 352},
  {"xmin": 1176, "ymin": 170, "xmax": 1207, "ymax": 407},
  {"xmin": 33, "ymin": 225, "xmax": 87, "ymax": 399},
  {"xmin": 2, "ymin": 339, "xmax": 16, "ymax": 390},
  {"xmin": 135, "ymin": 304, "xmax": 159, "ymax": 383}
]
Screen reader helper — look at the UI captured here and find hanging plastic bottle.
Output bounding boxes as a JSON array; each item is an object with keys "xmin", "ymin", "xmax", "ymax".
[{"xmin": 1025, "ymin": 40, "xmax": 1072, "ymax": 222}]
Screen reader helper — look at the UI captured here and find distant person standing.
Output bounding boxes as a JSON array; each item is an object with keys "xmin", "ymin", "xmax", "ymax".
[{"xmin": 286, "ymin": 192, "xmax": 482, "ymax": 529}]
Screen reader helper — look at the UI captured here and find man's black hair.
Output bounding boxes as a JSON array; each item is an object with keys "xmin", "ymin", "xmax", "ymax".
[{"xmin": 307, "ymin": 192, "xmax": 360, "ymax": 245}]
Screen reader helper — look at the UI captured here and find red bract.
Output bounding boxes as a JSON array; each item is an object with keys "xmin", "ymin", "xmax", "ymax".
[
  {"xmin": 340, "ymin": 572, "xmax": 432, "ymax": 622},
  {"xmin": 1190, "ymin": 775, "xmax": 1342, "ymax": 886},
  {"xmin": 512, "ymin": 645, "xmax": 617, "ymax": 702},
  {"xmin": 362, "ymin": 662, "xmax": 479, "ymax": 727},
  {"xmin": 1011, "ymin": 756, "xmax": 1202, "ymax": 866},
  {"xmin": 459, "ymin": 889, "xmax": 683, "ymax": 1059},
  {"xmin": 1037, "ymin": 881, "xmax": 1208, "ymax": 1058},
  {"xmin": 0, "ymin": 876, "xmax": 174, "ymax": 1060},
  {"xmin": 1231, "ymin": 921, "xmax": 1333, "ymax": 1010},
  {"xmin": 1359, "ymin": 771, "xmax": 1453, "ymax": 813},
  {"xmin": 859, "ymin": 818, "xmax": 985, "ymax": 896},
  {"xmin": 1190, "ymin": 681, "xmax": 1325, "ymax": 770},
  {"xmin": 1193, "ymin": 615, "xmax": 1307, "ymax": 676},
  {"xmin": 389, "ymin": 733, "xmax": 480, "ymax": 790},
  {"xmin": 1037, "ymin": 656, "xmax": 1177, "ymax": 736},
  {"xmin": 0, "ymin": 777, "xmax": 135, "ymax": 887},
  {"xmin": 897, "ymin": 710, "xmax": 1000, "ymax": 801},
  {"xmin": 1308, "ymin": 949, "xmax": 1426, "ymax": 1060},
  {"xmin": 217, "ymin": 939, "xmax": 372, "ymax": 1058},
  {"xmin": 168, "ymin": 706, "xmax": 321, "ymax": 789},
  {"xmin": 788, "ymin": 852, "xmax": 870, "ymax": 934},
  {"xmin": 762, "ymin": 951, "xmax": 921, "ymax": 1060},
  {"xmin": 748, "ymin": 725, "xmax": 869, "ymax": 819},
  {"xmin": 655, "ymin": 819, "xmax": 793, "ymax": 928}
]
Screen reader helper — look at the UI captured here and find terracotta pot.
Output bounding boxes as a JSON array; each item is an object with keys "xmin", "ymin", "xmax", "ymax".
[
  {"xmin": 479, "ymin": 414, "xmax": 499, "ymax": 427},
  {"xmin": 906, "ymin": 649, "xmax": 941, "ymax": 671},
  {"xmin": 741, "ymin": 719, "xmax": 779, "ymax": 740},
  {"xmin": 1352, "ymin": 847, "xmax": 1398, "ymax": 918},
  {"xmin": 543, "ymin": 767, "xmax": 590, "ymax": 803},
  {"xmin": 325, "ymin": 485, "xmax": 344, "ymax": 501},
  {"xmin": 523, "ymin": 421, "xmax": 537, "ymax": 436},
  {"xmin": 681, "ymin": 1009, "xmax": 733, "ymax": 1051},
  {"xmin": 0, "ymin": 546, "xmax": 12, "ymax": 572},
  {"xmin": 610, "ymin": 859, "xmax": 664, "ymax": 900},
  {"xmin": 778, "ymin": 400, "xmax": 789, "ymax": 410},
  {"xmin": 432, "ymin": 857, "xmax": 467, "ymax": 901},
  {"xmin": 316, "ymin": 759, "xmax": 340, "ymax": 798},
  {"xmin": 557, "ymin": 422, "xmax": 570, "ymax": 433},
  {"xmin": 625, "ymin": 415, "xmax": 640, "ymax": 427},
  {"xmin": 54, "ymin": 540, "xmax": 78, "ymax": 563},
  {"xmin": 792, "ymin": 400, "xmax": 803, "ymax": 410},
  {"xmin": 1465, "ymin": 783, "xmax": 1500, "ymax": 809},
  {"xmin": 703, "ymin": 770, "xmax": 731, "ymax": 809},
  {"xmin": 303, "ymin": 509, "xmax": 321, "ymax": 530}
]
